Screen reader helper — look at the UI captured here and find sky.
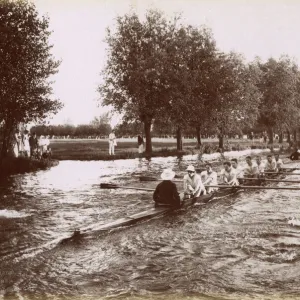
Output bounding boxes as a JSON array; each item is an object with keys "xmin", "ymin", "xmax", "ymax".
[{"xmin": 33, "ymin": 0, "xmax": 300, "ymax": 127}]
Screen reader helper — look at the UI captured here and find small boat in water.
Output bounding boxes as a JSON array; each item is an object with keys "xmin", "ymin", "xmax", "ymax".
[
  {"xmin": 64, "ymin": 168, "xmax": 297, "ymax": 241},
  {"xmin": 75, "ymin": 187, "xmax": 240, "ymax": 238}
]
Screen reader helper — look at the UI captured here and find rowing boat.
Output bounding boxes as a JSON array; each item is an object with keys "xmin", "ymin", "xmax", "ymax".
[
  {"xmin": 73, "ymin": 186, "xmax": 245, "ymax": 239},
  {"xmin": 72, "ymin": 194, "xmax": 209, "ymax": 238},
  {"xmin": 64, "ymin": 168, "xmax": 297, "ymax": 242}
]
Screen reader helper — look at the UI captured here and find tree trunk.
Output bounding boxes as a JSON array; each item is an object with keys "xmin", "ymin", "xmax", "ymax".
[
  {"xmin": 268, "ymin": 127, "xmax": 274, "ymax": 144},
  {"xmin": 144, "ymin": 120, "xmax": 152, "ymax": 155},
  {"xmin": 196, "ymin": 126, "xmax": 201, "ymax": 148},
  {"xmin": 176, "ymin": 126, "xmax": 183, "ymax": 151},
  {"xmin": 0, "ymin": 122, "xmax": 9, "ymax": 159},
  {"xmin": 279, "ymin": 132, "xmax": 283, "ymax": 144},
  {"xmin": 218, "ymin": 127, "xmax": 224, "ymax": 149},
  {"xmin": 287, "ymin": 130, "xmax": 291, "ymax": 143},
  {"xmin": 293, "ymin": 129, "xmax": 297, "ymax": 142}
]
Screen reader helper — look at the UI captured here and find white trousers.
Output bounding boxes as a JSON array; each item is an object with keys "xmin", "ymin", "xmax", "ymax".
[{"xmin": 109, "ymin": 141, "xmax": 115, "ymax": 155}]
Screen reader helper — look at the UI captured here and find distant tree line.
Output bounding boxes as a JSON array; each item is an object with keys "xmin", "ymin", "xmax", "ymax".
[
  {"xmin": 98, "ymin": 9, "xmax": 300, "ymax": 154},
  {"xmin": 31, "ymin": 114, "xmax": 112, "ymax": 137}
]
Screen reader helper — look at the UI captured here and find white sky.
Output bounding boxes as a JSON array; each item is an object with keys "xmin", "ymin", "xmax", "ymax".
[{"xmin": 33, "ymin": 0, "xmax": 300, "ymax": 127}]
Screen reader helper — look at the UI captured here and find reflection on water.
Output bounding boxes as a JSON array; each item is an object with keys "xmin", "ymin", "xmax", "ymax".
[{"xmin": 1, "ymin": 156, "xmax": 300, "ymax": 299}]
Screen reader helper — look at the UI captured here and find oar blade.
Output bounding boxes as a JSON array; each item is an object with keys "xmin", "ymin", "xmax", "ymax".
[
  {"xmin": 140, "ymin": 176, "xmax": 158, "ymax": 182},
  {"xmin": 100, "ymin": 183, "xmax": 118, "ymax": 189}
]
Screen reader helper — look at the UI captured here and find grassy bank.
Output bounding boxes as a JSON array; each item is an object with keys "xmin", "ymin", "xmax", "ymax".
[
  {"xmin": 49, "ymin": 138, "xmax": 290, "ymax": 161},
  {"xmin": 0, "ymin": 157, "xmax": 59, "ymax": 177}
]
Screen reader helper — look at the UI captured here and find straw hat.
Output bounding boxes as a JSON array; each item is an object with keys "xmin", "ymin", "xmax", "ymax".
[
  {"xmin": 186, "ymin": 165, "xmax": 195, "ymax": 172},
  {"xmin": 161, "ymin": 169, "xmax": 176, "ymax": 180}
]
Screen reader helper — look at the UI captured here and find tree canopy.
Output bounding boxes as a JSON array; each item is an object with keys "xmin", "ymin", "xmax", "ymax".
[
  {"xmin": 98, "ymin": 8, "xmax": 300, "ymax": 151},
  {"xmin": 0, "ymin": 0, "xmax": 63, "ymax": 157}
]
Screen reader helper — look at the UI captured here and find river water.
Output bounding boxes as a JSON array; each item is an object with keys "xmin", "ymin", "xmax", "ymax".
[{"xmin": 1, "ymin": 154, "xmax": 300, "ymax": 300}]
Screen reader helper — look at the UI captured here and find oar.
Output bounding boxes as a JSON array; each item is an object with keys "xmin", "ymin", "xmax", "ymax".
[
  {"xmin": 208, "ymin": 185, "xmax": 300, "ymax": 190},
  {"xmin": 281, "ymin": 167, "xmax": 300, "ymax": 171},
  {"xmin": 100, "ymin": 183, "xmax": 155, "ymax": 192},
  {"xmin": 239, "ymin": 177, "xmax": 300, "ymax": 184},
  {"xmin": 140, "ymin": 176, "xmax": 182, "ymax": 182},
  {"xmin": 264, "ymin": 171, "xmax": 300, "ymax": 176}
]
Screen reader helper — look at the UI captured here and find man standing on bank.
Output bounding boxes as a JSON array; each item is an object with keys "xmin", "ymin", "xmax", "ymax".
[
  {"xmin": 153, "ymin": 169, "xmax": 181, "ymax": 208},
  {"xmin": 182, "ymin": 165, "xmax": 206, "ymax": 199},
  {"xmin": 108, "ymin": 130, "xmax": 116, "ymax": 155},
  {"xmin": 137, "ymin": 134, "xmax": 144, "ymax": 154}
]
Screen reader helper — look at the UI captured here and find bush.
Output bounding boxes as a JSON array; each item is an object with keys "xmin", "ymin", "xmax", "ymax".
[{"xmin": 0, "ymin": 157, "xmax": 59, "ymax": 177}]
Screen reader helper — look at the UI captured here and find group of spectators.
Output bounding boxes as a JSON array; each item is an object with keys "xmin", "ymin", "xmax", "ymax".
[{"xmin": 14, "ymin": 130, "xmax": 52, "ymax": 159}]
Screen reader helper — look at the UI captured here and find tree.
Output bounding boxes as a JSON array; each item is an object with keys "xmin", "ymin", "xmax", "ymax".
[
  {"xmin": 257, "ymin": 56, "xmax": 300, "ymax": 144},
  {"xmin": 114, "ymin": 121, "xmax": 143, "ymax": 137},
  {"xmin": 205, "ymin": 52, "xmax": 262, "ymax": 148},
  {"xmin": 179, "ymin": 26, "xmax": 217, "ymax": 148},
  {"xmin": 90, "ymin": 112, "xmax": 112, "ymax": 136},
  {"xmin": 158, "ymin": 25, "xmax": 217, "ymax": 150},
  {"xmin": 0, "ymin": 0, "xmax": 62, "ymax": 158},
  {"xmin": 98, "ymin": 9, "xmax": 177, "ymax": 154}
]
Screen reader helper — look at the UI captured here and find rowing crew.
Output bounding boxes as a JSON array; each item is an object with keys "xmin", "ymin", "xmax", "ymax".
[{"xmin": 153, "ymin": 154, "xmax": 284, "ymax": 208}]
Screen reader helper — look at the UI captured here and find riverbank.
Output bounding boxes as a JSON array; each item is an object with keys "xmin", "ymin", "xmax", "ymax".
[
  {"xmin": 0, "ymin": 157, "xmax": 59, "ymax": 177},
  {"xmin": 50, "ymin": 138, "xmax": 290, "ymax": 161}
]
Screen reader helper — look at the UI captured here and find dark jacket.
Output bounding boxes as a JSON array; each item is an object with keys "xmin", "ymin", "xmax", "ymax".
[
  {"xmin": 138, "ymin": 135, "xmax": 144, "ymax": 146},
  {"xmin": 29, "ymin": 135, "xmax": 38, "ymax": 148},
  {"xmin": 290, "ymin": 151, "xmax": 300, "ymax": 160},
  {"xmin": 153, "ymin": 180, "xmax": 181, "ymax": 208}
]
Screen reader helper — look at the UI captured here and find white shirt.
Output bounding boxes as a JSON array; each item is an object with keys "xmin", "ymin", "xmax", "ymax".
[
  {"xmin": 243, "ymin": 162, "xmax": 259, "ymax": 177},
  {"xmin": 265, "ymin": 160, "xmax": 277, "ymax": 172},
  {"xmin": 200, "ymin": 170, "xmax": 218, "ymax": 185},
  {"xmin": 275, "ymin": 158, "xmax": 283, "ymax": 169},
  {"xmin": 183, "ymin": 173, "xmax": 205, "ymax": 197},
  {"xmin": 200, "ymin": 170, "xmax": 218, "ymax": 193},
  {"xmin": 256, "ymin": 162, "xmax": 265, "ymax": 173},
  {"xmin": 108, "ymin": 133, "xmax": 116, "ymax": 142},
  {"xmin": 233, "ymin": 166, "xmax": 244, "ymax": 178},
  {"xmin": 220, "ymin": 167, "xmax": 239, "ymax": 185}
]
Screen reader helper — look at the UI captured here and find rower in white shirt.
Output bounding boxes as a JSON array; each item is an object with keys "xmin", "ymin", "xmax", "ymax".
[
  {"xmin": 230, "ymin": 158, "xmax": 244, "ymax": 180},
  {"xmin": 264, "ymin": 154, "xmax": 277, "ymax": 172},
  {"xmin": 274, "ymin": 154, "xmax": 284, "ymax": 171},
  {"xmin": 200, "ymin": 163, "xmax": 218, "ymax": 194},
  {"xmin": 255, "ymin": 156, "xmax": 265, "ymax": 176},
  {"xmin": 220, "ymin": 161, "xmax": 239, "ymax": 186},
  {"xmin": 243, "ymin": 156, "xmax": 259, "ymax": 178},
  {"xmin": 182, "ymin": 165, "xmax": 206, "ymax": 199}
]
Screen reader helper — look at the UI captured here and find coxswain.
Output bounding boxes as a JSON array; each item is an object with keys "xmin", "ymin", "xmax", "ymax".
[
  {"xmin": 200, "ymin": 163, "xmax": 218, "ymax": 194},
  {"xmin": 264, "ymin": 154, "xmax": 277, "ymax": 173},
  {"xmin": 255, "ymin": 156, "xmax": 265, "ymax": 177},
  {"xmin": 274, "ymin": 154, "xmax": 284, "ymax": 171},
  {"xmin": 182, "ymin": 165, "xmax": 206, "ymax": 199},
  {"xmin": 220, "ymin": 161, "xmax": 239, "ymax": 186},
  {"xmin": 243, "ymin": 156, "xmax": 259, "ymax": 179},
  {"xmin": 153, "ymin": 169, "xmax": 181, "ymax": 208}
]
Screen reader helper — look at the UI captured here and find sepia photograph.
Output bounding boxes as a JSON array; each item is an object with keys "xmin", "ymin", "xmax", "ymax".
[{"xmin": 1, "ymin": 0, "xmax": 300, "ymax": 299}]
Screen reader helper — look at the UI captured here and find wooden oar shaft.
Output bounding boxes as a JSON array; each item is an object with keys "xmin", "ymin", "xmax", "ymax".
[
  {"xmin": 264, "ymin": 172, "xmax": 299, "ymax": 176},
  {"xmin": 239, "ymin": 177, "xmax": 300, "ymax": 184},
  {"xmin": 101, "ymin": 184, "xmax": 155, "ymax": 192},
  {"xmin": 208, "ymin": 185, "xmax": 300, "ymax": 190}
]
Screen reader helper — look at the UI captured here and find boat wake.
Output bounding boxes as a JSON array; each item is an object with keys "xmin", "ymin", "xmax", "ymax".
[
  {"xmin": 288, "ymin": 217, "xmax": 300, "ymax": 227},
  {"xmin": 0, "ymin": 209, "xmax": 31, "ymax": 218}
]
